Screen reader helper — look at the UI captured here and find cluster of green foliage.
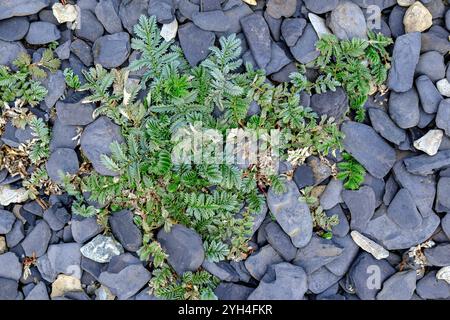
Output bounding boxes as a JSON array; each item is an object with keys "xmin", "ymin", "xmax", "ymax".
[
  {"xmin": 0, "ymin": 48, "xmax": 60, "ymax": 107},
  {"xmin": 55, "ymin": 16, "xmax": 391, "ymax": 299},
  {"xmin": 63, "ymin": 68, "xmax": 81, "ymax": 90},
  {"xmin": 291, "ymin": 31, "xmax": 392, "ymax": 122},
  {"xmin": 337, "ymin": 152, "xmax": 366, "ymax": 190}
]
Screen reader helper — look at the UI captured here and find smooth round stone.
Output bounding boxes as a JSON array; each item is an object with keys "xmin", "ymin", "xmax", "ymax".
[{"xmin": 0, "ymin": 17, "xmax": 30, "ymax": 41}]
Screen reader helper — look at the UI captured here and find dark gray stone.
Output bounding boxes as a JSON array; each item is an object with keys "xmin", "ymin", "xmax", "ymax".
[
  {"xmin": 0, "ymin": 252, "xmax": 22, "ymax": 280},
  {"xmin": 46, "ymin": 148, "xmax": 79, "ymax": 183},
  {"xmin": 325, "ymin": 205, "xmax": 349, "ymax": 238},
  {"xmin": 387, "ymin": 189, "xmax": 422, "ymax": 230},
  {"xmin": 93, "ymin": 32, "xmax": 131, "ymax": 68},
  {"xmin": 281, "ymin": 18, "xmax": 306, "ymax": 47},
  {"xmin": 43, "ymin": 205, "xmax": 71, "ymax": 231},
  {"xmin": 71, "ymin": 216, "xmax": 104, "ymax": 244},
  {"xmin": 75, "ymin": 9, "xmax": 105, "ymax": 43},
  {"xmin": 293, "ymin": 235, "xmax": 344, "ymax": 275},
  {"xmin": 0, "ymin": 0, "xmax": 49, "ymax": 20},
  {"xmin": 266, "ymin": 0, "xmax": 297, "ymax": 19},
  {"xmin": 388, "ymin": 88, "xmax": 420, "ymax": 129},
  {"xmin": 98, "ymin": 264, "xmax": 151, "ymax": 299},
  {"xmin": 264, "ymin": 10, "xmax": 281, "ymax": 42},
  {"xmin": 388, "ymin": 32, "xmax": 421, "ymax": 93},
  {"xmin": 0, "ymin": 209, "xmax": 15, "ymax": 234},
  {"xmin": 310, "ymin": 87, "xmax": 348, "ymax": 121},
  {"xmin": 325, "ymin": 234, "xmax": 359, "ymax": 277},
  {"xmin": 109, "ymin": 210, "xmax": 142, "ymax": 252},
  {"xmin": 290, "ymin": 24, "xmax": 319, "ymax": 64},
  {"xmin": 415, "ymin": 51, "xmax": 446, "ymax": 82},
  {"xmin": 389, "ymin": 5, "xmax": 406, "ymax": 38},
  {"xmin": 157, "ymin": 224, "xmax": 204, "ymax": 275},
  {"xmin": 224, "ymin": 4, "xmax": 252, "ymax": 34},
  {"xmin": 376, "ymin": 270, "xmax": 417, "ymax": 300},
  {"xmin": 244, "ymin": 244, "xmax": 283, "ymax": 280},
  {"xmin": 265, "ymin": 222, "xmax": 297, "ymax": 261},
  {"xmin": 265, "ymin": 42, "xmax": 292, "ymax": 75},
  {"xmin": 49, "ymin": 119, "xmax": 79, "ymax": 152},
  {"xmin": 56, "ymin": 95, "xmax": 95, "ymax": 126},
  {"xmin": 25, "ymin": 21, "xmax": 60, "ymax": 45},
  {"xmin": 148, "ymin": 0, "xmax": 175, "ymax": 24},
  {"xmin": 329, "ymin": 1, "xmax": 367, "ymax": 40},
  {"xmin": 241, "ymin": 13, "xmax": 271, "ymax": 69},
  {"xmin": 0, "ymin": 277, "xmax": 18, "ymax": 300},
  {"xmin": 95, "ymin": 0, "xmax": 123, "ymax": 34},
  {"xmin": 0, "ymin": 17, "xmax": 29, "ymax": 41},
  {"xmin": 47, "ymin": 243, "xmax": 82, "ymax": 279},
  {"xmin": 404, "ymin": 150, "xmax": 450, "ymax": 176},
  {"xmin": 267, "ymin": 180, "xmax": 313, "ymax": 248},
  {"xmin": 80, "ymin": 116, "xmax": 125, "ymax": 176},
  {"xmin": 70, "ymin": 39, "xmax": 93, "ymax": 67},
  {"xmin": 416, "ymin": 270, "xmax": 450, "ymax": 299},
  {"xmin": 214, "ymin": 283, "xmax": 254, "ymax": 300},
  {"xmin": 348, "ymin": 252, "xmax": 395, "ymax": 300},
  {"xmin": 342, "ymin": 186, "xmax": 376, "ymax": 232},
  {"xmin": 308, "ymin": 266, "xmax": 341, "ymax": 294},
  {"xmin": 293, "ymin": 165, "xmax": 315, "ymax": 189},
  {"xmin": 21, "ymin": 221, "xmax": 52, "ymax": 257},
  {"xmin": 25, "ymin": 282, "xmax": 49, "ymax": 300},
  {"xmin": 415, "ymin": 75, "xmax": 443, "ymax": 114},
  {"xmin": 342, "ymin": 121, "xmax": 396, "ymax": 179},
  {"xmin": 304, "ymin": 0, "xmax": 338, "ymax": 14},
  {"xmin": 368, "ymin": 107, "xmax": 406, "ymax": 146},
  {"xmin": 119, "ymin": 0, "xmax": 149, "ymax": 33},
  {"xmin": 5, "ymin": 220, "xmax": 24, "ymax": 248},
  {"xmin": 248, "ymin": 262, "xmax": 308, "ymax": 300},
  {"xmin": 424, "ymin": 243, "xmax": 450, "ymax": 267},
  {"xmin": 192, "ymin": 10, "xmax": 230, "ymax": 32},
  {"xmin": 437, "ymin": 177, "xmax": 450, "ymax": 211},
  {"xmin": 436, "ymin": 99, "xmax": 450, "ymax": 136},
  {"xmin": 201, "ymin": 260, "xmax": 240, "ymax": 282},
  {"xmin": 0, "ymin": 40, "xmax": 26, "ymax": 69},
  {"xmin": 178, "ymin": 22, "xmax": 215, "ymax": 66}
]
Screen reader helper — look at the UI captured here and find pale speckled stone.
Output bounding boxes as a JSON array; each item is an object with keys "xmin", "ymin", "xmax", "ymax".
[
  {"xmin": 403, "ymin": 2, "xmax": 433, "ymax": 33},
  {"xmin": 413, "ymin": 130, "xmax": 443, "ymax": 156},
  {"xmin": 351, "ymin": 230, "xmax": 389, "ymax": 260}
]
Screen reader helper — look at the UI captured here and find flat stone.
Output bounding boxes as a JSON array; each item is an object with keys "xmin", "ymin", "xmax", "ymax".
[
  {"xmin": 157, "ymin": 224, "xmax": 204, "ymax": 275},
  {"xmin": 308, "ymin": 267, "xmax": 341, "ymax": 294},
  {"xmin": 293, "ymin": 235, "xmax": 344, "ymax": 275},
  {"xmin": 49, "ymin": 119, "xmax": 79, "ymax": 152},
  {"xmin": 436, "ymin": 99, "xmax": 450, "ymax": 136},
  {"xmin": 437, "ymin": 79, "xmax": 450, "ymax": 98},
  {"xmin": 304, "ymin": 0, "xmax": 338, "ymax": 14},
  {"xmin": 98, "ymin": 264, "xmax": 151, "ymax": 300},
  {"xmin": 388, "ymin": 88, "xmax": 420, "ymax": 129},
  {"xmin": 0, "ymin": 252, "xmax": 22, "ymax": 280},
  {"xmin": 310, "ymin": 87, "xmax": 348, "ymax": 121},
  {"xmin": 75, "ymin": 9, "xmax": 104, "ymax": 43},
  {"xmin": 0, "ymin": 277, "xmax": 19, "ymax": 300},
  {"xmin": 290, "ymin": 24, "xmax": 319, "ymax": 64},
  {"xmin": 368, "ymin": 108, "xmax": 406, "ymax": 146},
  {"xmin": 109, "ymin": 210, "xmax": 142, "ymax": 252},
  {"xmin": 178, "ymin": 22, "xmax": 215, "ymax": 66},
  {"xmin": 424, "ymin": 243, "xmax": 450, "ymax": 267},
  {"xmin": 0, "ymin": 0, "xmax": 49, "ymax": 20},
  {"xmin": 21, "ymin": 221, "xmax": 52, "ymax": 257},
  {"xmin": 80, "ymin": 116, "xmax": 125, "ymax": 176},
  {"xmin": 118, "ymin": 0, "xmax": 148, "ymax": 33},
  {"xmin": 347, "ymin": 252, "xmax": 396, "ymax": 300},
  {"xmin": 342, "ymin": 121, "xmax": 396, "ymax": 179},
  {"xmin": 148, "ymin": 0, "xmax": 174, "ymax": 24},
  {"xmin": 376, "ymin": 270, "xmax": 417, "ymax": 300},
  {"xmin": 387, "ymin": 188, "xmax": 423, "ymax": 230},
  {"xmin": 214, "ymin": 283, "xmax": 254, "ymax": 300},
  {"xmin": 264, "ymin": 222, "xmax": 297, "ymax": 261},
  {"xmin": 388, "ymin": 32, "xmax": 421, "ymax": 93},
  {"xmin": 25, "ymin": 21, "xmax": 60, "ymax": 45},
  {"xmin": 25, "ymin": 282, "xmax": 49, "ymax": 300},
  {"xmin": 5, "ymin": 220, "xmax": 24, "ymax": 248},
  {"xmin": 247, "ymin": 262, "xmax": 308, "ymax": 300},
  {"xmin": 70, "ymin": 39, "xmax": 93, "ymax": 67},
  {"xmin": 244, "ymin": 245, "xmax": 283, "ymax": 280},
  {"xmin": 266, "ymin": 0, "xmax": 297, "ymax": 19},
  {"xmin": 415, "ymin": 51, "xmax": 446, "ymax": 82},
  {"xmin": 71, "ymin": 216, "xmax": 104, "ymax": 244},
  {"xmin": 267, "ymin": 180, "xmax": 312, "ymax": 248},
  {"xmin": 93, "ymin": 32, "xmax": 130, "ymax": 69},
  {"xmin": 416, "ymin": 270, "xmax": 450, "ymax": 299},
  {"xmin": 95, "ymin": 0, "xmax": 123, "ymax": 34},
  {"xmin": 224, "ymin": 3, "xmax": 252, "ymax": 34},
  {"xmin": 320, "ymin": 179, "xmax": 343, "ymax": 211},
  {"xmin": 47, "ymin": 243, "xmax": 82, "ymax": 279},
  {"xmin": 329, "ymin": 1, "xmax": 367, "ymax": 40},
  {"xmin": 415, "ymin": 75, "xmax": 443, "ymax": 114},
  {"xmin": 192, "ymin": 10, "xmax": 230, "ymax": 32},
  {"xmin": 0, "ymin": 17, "xmax": 29, "ymax": 41},
  {"xmin": 404, "ymin": 150, "xmax": 450, "ymax": 176},
  {"xmin": 342, "ymin": 186, "xmax": 376, "ymax": 232},
  {"xmin": 56, "ymin": 94, "xmax": 95, "ymax": 126},
  {"xmin": 46, "ymin": 148, "xmax": 79, "ymax": 183},
  {"xmin": 308, "ymin": 13, "xmax": 332, "ymax": 39},
  {"xmin": 241, "ymin": 13, "xmax": 272, "ymax": 69},
  {"xmin": 201, "ymin": 260, "xmax": 240, "ymax": 282},
  {"xmin": 80, "ymin": 234, "xmax": 124, "ymax": 263},
  {"xmin": 0, "ymin": 209, "xmax": 15, "ymax": 234}
]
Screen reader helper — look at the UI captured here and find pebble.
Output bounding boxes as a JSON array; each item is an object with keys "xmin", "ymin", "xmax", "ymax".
[
  {"xmin": 437, "ymin": 79, "xmax": 450, "ymax": 97},
  {"xmin": 415, "ymin": 51, "xmax": 446, "ymax": 82},
  {"xmin": 329, "ymin": 1, "xmax": 367, "ymax": 40},
  {"xmin": 95, "ymin": 0, "xmax": 123, "ymax": 34},
  {"xmin": 160, "ymin": 19, "xmax": 178, "ymax": 41},
  {"xmin": 109, "ymin": 210, "xmax": 142, "ymax": 252},
  {"xmin": 80, "ymin": 234, "xmax": 124, "ymax": 263},
  {"xmin": 308, "ymin": 13, "xmax": 332, "ymax": 39},
  {"xmin": 75, "ymin": 9, "xmax": 104, "ymax": 43},
  {"xmin": 192, "ymin": 10, "xmax": 230, "ymax": 32},
  {"xmin": 376, "ymin": 270, "xmax": 417, "ymax": 300},
  {"xmin": 343, "ymin": 186, "xmax": 376, "ymax": 232},
  {"xmin": 51, "ymin": 275, "xmax": 82, "ymax": 298},
  {"xmin": 0, "ymin": 0, "xmax": 49, "ymax": 20},
  {"xmin": 26, "ymin": 21, "xmax": 61, "ymax": 45},
  {"xmin": 0, "ymin": 17, "xmax": 30, "ymax": 41},
  {"xmin": 267, "ymin": 180, "xmax": 313, "ymax": 248},
  {"xmin": 0, "ymin": 252, "xmax": 22, "ymax": 281},
  {"xmin": 415, "ymin": 75, "xmax": 443, "ymax": 114},
  {"xmin": 93, "ymin": 32, "xmax": 131, "ymax": 68},
  {"xmin": 52, "ymin": 3, "xmax": 79, "ymax": 24},
  {"xmin": 281, "ymin": 18, "xmax": 306, "ymax": 47},
  {"xmin": 0, "ymin": 209, "xmax": 16, "ymax": 234},
  {"xmin": 157, "ymin": 224, "xmax": 204, "ymax": 276},
  {"xmin": 178, "ymin": 22, "xmax": 215, "ymax": 66},
  {"xmin": 413, "ymin": 130, "xmax": 443, "ymax": 156},
  {"xmin": 266, "ymin": 0, "xmax": 297, "ymax": 19},
  {"xmin": 46, "ymin": 148, "xmax": 80, "ymax": 183},
  {"xmin": 21, "ymin": 221, "xmax": 52, "ymax": 257},
  {"xmin": 241, "ymin": 13, "xmax": 272, "ymax": 69},
  {"xmin": 388, "ymin": 88, "xmax": 420, "ymax": 129},
  {"xmin": 290, "ymin": 24, "xmax": 320, "ymax": 64},
  {"xmin": 304, "ymin": 0, "xmax": 338, "ymax": 14},
  {"xmin": 436, "ymin": 266, "xmax": 450, "ymax": 284},
  {"xmin": 403, "ymin": 1, "xmax": 433, "ymax": 33},
  {"xmin": 350, "ymin": 230, "xmax": 389, "ymax": 260}
]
